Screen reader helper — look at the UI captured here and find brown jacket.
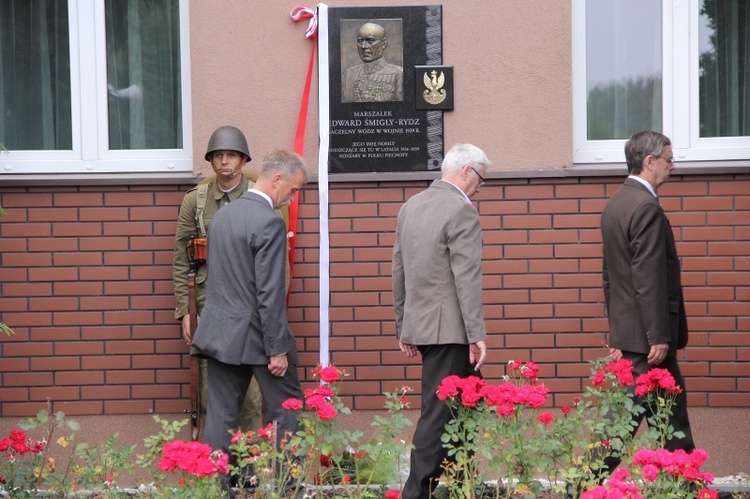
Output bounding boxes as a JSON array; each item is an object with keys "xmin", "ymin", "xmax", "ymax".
[{"xmin": 601, "ymin": 178, "xmax": 688, "ymax": 355}]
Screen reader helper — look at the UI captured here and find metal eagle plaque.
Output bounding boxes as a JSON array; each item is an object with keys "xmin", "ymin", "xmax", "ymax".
[{"xmin": 327, "ymin": 5, "xmax": 444, "ymax": 173}]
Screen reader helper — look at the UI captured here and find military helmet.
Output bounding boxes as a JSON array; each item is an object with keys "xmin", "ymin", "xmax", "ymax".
[{"xmin": 204, "ymin": 125, "xmax": 251, "ymax": 162}]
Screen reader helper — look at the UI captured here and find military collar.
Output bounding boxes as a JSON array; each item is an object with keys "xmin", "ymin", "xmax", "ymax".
[
  {"xmin": 363, "ymin": 59, "xmax": 387, "ymax": 75},
  {"xmin": 212, "ymin": 175, "xmax": 249, "ymax": 201}
]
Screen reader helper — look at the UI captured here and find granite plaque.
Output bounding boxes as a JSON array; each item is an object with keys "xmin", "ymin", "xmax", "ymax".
[{"xmin": 327, "ymin": 5, "xmax": 444, "ymax": 173}]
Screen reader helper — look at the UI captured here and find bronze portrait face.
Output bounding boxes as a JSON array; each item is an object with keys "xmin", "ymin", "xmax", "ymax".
[
  {"xmin": 356, "ymin": 23, "xmax": 387, "ymax": 63},
  {"xmin": 342, "ymin": 20, "xmax": 404, "ymax": 103}
]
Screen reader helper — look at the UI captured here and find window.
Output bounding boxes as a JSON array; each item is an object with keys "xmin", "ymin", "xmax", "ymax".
[
  {"xmin": 0, "ymin": 0, "xmax": 192, "ymax": 174},
  {"xmin": 573, "ymin": 0, "xmax": 750, "ymax": 164}
]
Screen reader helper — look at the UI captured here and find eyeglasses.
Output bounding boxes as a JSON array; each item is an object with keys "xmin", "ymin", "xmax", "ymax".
[
  {"xmin": 653, "ymin": 155, "xmax": 675, "ymax": 164},
  {"xmin": 470, "ymin": 166, "xmax": 486, "ymax": 187}
]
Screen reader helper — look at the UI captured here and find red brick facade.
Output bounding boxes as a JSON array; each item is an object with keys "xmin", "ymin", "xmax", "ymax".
[{"xmin": 1, "ymin": 172, "xmax": 748, "ymax": 416}]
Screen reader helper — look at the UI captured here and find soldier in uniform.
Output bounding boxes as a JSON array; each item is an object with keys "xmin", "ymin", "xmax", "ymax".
[
  {"xmin": 173, "ymin": 125, "xmax": 271, "ymax": 432},
  {"xmin": 342, "ymin": 22, "xmax": 403, "ymax": 103}
]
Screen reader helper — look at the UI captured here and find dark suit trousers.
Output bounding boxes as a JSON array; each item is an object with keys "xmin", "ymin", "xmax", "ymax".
[
  {"xmin": 203, "ymin": 356, "xmax": 304, "ymax": 494},
  {"xmin": 402, "ymin": 344, "xmax": 481, "ymax": 499},
  {"xmin": 599, "ymin": 351, "xmax": 695, "ymax": 476}
]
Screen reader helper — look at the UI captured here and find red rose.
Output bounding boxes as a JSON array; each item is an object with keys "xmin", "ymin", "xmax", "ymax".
[
  {"xmin": 213, "ymin": 450, "xmax": 229, "ymax": 475},
  {"xmin": 497, "ymin": 403, "xmax": 515, "ymax": 417},
  {"xmin": 436, "ymin": 375, "xmax": 462, "ymax": 401},
  {"xmin": 696, "ymin": 489, "xmax": 718, "ymax": 499},
  {"xmin": 538, "ymin": 412, "xmax": 554, "ymax": 425},
  {"xmin": 9, "ymin": 430, "xmax": 26, "ymax": 443},
  {"xmin": 11, "ymin": 440, "xmax": 29, "ymax": 455},
  {"xmin": 635, "ymin": 368, "xmax": 682, "ymax": 396},
  {"xmin": 605, "ymin": 358, "xmax": 634, "ymax": 386},
  {"xmin": 282, "ymin": 398, "xmax": 304, "ymax": 411},
  {"xmin": 258, "ymin": 424, "xmax": 274, "ymax": 441},
  {"xmin": 313, "ymin": 366, "xmax": 340, "ymax": 383},
  {"xmin": 305, "ymin": 394, "xmax": 326, "ymax": 410},
  {"xmin": 561, "ymin": 406, "xmax": 571, "ymax": 415},
  {"xmin": 385, "ymin": 489, "xmax": 401, "ymax": 499},
  {"xmin": 316, "ymin": 403, "xmax": 337, "ymax": 421},
  {"xmin": 521, "ymin": 361, "xmax": 541, "ymax": 381},
  {"xmin": 315, "ymin": 385, "xmax": 335, "ymax": 398},
  {"xmin": 0, "ymin": 439, "xmax": 10, "ymax": 452}
]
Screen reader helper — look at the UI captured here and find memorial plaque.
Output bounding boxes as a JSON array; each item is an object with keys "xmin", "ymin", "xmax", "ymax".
[{"xmin": 327, "ymin": 5, "xmax": 444, "ymax": 173}]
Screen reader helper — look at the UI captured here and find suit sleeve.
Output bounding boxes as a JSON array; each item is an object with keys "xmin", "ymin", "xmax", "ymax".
[
  {"xmin": 602, "ymin": 230, "xmax": 611, "ymax": 316},
  {"xmin": 392, "ymin": 216, "xmax": 405, "ymax": 340},
  {"xmin": 447, "ymin": 203, "xmax": 486, "ymax": 343},
  {"xmin": 254, "ymin": 216, "xmax": 294, "ymax": 357},
  {"xmin": 630, "ymin": 202, "xmax": 671, "ymax": 346}
]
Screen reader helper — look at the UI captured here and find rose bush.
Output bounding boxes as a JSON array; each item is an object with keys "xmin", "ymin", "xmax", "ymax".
[
  {"xmin": 0, "ymin": 360, "xmax": 725, "ymax": 498},
  {"xmin": 434, "ymin": 357, "xmax": 716, "ymax": 498}
]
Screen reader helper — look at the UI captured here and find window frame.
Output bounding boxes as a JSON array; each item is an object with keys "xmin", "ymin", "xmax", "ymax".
[
  {"xmin": 572, "ymin": 0, "xmax": 750, "ymax": 166},
  {"xmin": 1, "ymin": 0, "xmax": 193, "ymax": 175}
]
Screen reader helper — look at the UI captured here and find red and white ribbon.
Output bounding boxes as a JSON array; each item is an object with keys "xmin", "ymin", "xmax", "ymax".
[
  {"xmin": 289, "ymin": 4, "xmax": 329, "ymax": 368},
  {"xmin": 290, "ymin": 5, "xmax": 318, "ymax": 39}
]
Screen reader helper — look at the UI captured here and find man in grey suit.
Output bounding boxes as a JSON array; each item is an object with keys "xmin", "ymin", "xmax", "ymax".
[
  {"xmin": 393, "ymin": 143, "xmax": 490, "ymax": 499},
  {"xmin": 190, "ymin": 150, "xmax": 308, "ymax": 495},
  {"xmin": 599, "ymin": 130, "xmax": 695, "ymax": 476}
]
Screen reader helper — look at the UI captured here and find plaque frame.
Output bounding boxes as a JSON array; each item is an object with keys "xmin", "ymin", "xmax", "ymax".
[{"xmin": 327, "ymin": 5, "xmax": 444, "ymax": 173}]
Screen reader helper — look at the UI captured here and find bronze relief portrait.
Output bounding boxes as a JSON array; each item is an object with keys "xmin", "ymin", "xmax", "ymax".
[{"xmin": 340, "ymin": 19, "xmax": 404, "ymax": 103}]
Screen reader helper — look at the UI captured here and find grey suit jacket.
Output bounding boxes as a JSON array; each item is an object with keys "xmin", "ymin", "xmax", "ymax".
[
  {"xmin": 392, "ymin": 179, "xmax": 487, "ymax": 346},
  {"xmin": 601, "ymin": 178, "xmax": 688, "ymax": 356},
  {"xmin": 190, "ymin": 190, "xmax": 297, "ymax": 365}
]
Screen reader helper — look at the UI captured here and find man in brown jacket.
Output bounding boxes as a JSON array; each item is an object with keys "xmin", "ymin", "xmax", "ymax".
[{"xmin": 599, "ymin": 130, "xmax": 695, "ymax": 476}]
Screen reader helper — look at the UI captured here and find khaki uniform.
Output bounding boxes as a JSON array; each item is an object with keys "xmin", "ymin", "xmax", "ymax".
[{"xmin": 172, "ymin": 170, "xmax": 291, "ymax": 432}]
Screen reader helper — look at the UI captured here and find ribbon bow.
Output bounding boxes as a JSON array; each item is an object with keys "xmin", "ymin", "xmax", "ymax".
[{"xmin": 290, "ymin": 5, "xmax": 318, "ymax": 39}]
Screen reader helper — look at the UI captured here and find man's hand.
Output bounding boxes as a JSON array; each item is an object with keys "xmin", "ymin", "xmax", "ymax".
[
  {"xmin": 268, "ymin": 354, "xmax": 289, "ymax": 377},
  {"xmin": 608, "ymin": 347, "xmax": 623, "ymax": 361},
  {"xmin": 647, "ymin": 343, "xmax": 668, "ymax": 365},
  {"xmin": 182, "ymin": 315, "xmax": 199, "ymax": 345},
  {"xmin": 399, "ymin": 341, "xmax": 418, "ymax": 358},
  {"xmin": 469, "ymin": 341, "xmax": 487, "ymax": 370}
]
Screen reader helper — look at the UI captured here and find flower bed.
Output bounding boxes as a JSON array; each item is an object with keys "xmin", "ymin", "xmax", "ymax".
[{"xmin": 1, "ymin": 358, "xmax": 746, "ymax": 498}]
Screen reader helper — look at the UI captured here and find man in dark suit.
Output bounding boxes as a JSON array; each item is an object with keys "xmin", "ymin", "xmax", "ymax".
[
  {"xmin": 393, "ymin": 143, "xmax": 490, "ymax": 499},
  {"xmin": 599, "ymin": 130, "xmax": 695, "ymax": 475},
  {"xmin": 190, "ymin": 150, "xmax": 308, "ymax": 495}
]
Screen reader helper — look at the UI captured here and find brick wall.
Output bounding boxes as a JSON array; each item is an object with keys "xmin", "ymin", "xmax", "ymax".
[{"xmin": 0, "ymin": 173, "xmax": 748, "ymax": 417}]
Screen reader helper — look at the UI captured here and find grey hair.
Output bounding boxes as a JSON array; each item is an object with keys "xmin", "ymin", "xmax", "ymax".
[
  {"xmin": 441, "ymin": 143, "xmax": 491, "ymax": 175},
  {"xmin": 260, "ymin": 150, "xmax": 308, "ymax": 183},
  {"xmin": 624, "ymin": 131, "xmax": 671, "ymax": 175}
]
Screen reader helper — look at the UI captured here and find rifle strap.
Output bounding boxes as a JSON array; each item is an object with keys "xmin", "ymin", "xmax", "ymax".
[{"xmin": 196, "ymin": 182, "xmax": 209, "ymax": 238}]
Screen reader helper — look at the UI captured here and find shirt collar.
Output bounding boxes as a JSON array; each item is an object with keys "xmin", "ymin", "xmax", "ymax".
[
  {"xmin": 628, "ymin": 175, "xmax": 657, "ymax": 198},
  {"xmin": 442, "ymin": 179, "xmax": 472, "ymax": 204},
  {"xmin": 249, "ymin": 188, "xmax": 274, "ymax": 208}
]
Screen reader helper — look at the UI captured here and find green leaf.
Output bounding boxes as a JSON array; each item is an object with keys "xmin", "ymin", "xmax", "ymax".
[
  {"xmin": 35, "ymin": 409, "xmax": 49, "ymax": 425},
  {"xmin": 19, "ymin": 417, "xmax": 37, "ymax": 430}
]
